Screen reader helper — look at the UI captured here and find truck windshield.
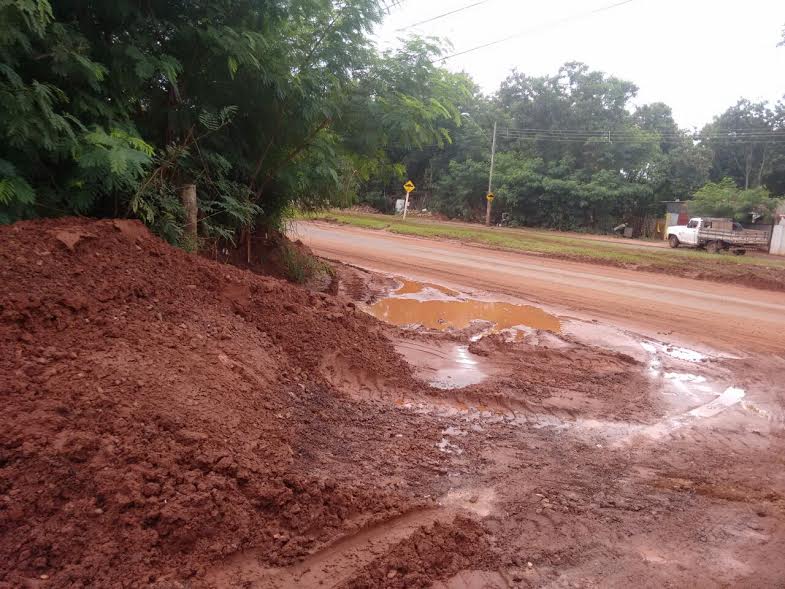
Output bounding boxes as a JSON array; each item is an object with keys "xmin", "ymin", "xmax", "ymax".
[{"xmin": 687, "ymin": 220, "xmax": 698, "ymax": 228}]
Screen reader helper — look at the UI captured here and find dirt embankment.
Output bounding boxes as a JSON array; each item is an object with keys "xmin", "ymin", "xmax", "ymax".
[
  {"xmin": 0, "ymin": 218, "xmax": 458, "ymax": 587},
  {"xmin": 6, "ymin": 217, "xmax": 784, "ymax": 589}
]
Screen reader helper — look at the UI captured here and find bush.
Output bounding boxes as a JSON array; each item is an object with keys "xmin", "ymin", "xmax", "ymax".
[
  {"xmin": 279, "ymin": 242, "xmax": 333, "ymax": 284},
  {"xmin": 690, "ymin": 178, "xmax": 783, "ymax": 222}
]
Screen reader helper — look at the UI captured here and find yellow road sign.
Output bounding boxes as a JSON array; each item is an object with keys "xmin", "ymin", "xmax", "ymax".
[
  {"xmin": 486, "ymin": 192, "xmax": 495, "ymax": 201},
  {"xmin": 403, "ymin": 180, "xmax": 415, "ymax": 193}
]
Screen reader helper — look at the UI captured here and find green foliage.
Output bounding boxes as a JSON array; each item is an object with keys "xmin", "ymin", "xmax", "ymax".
[
  {"xmin": 0, "ymin": 0, "xmax": 152, "ymax": 221},
  {"xmin": 432, "ymin": 159, "xmax": 490, "ymax": 219},
  {"xmin": 0, "ymin": 159, "xmax": 35, "ymax": 224},
  {"xmin": 690, "ymin": 178, "xmax": 782, "ymax": 222},
  {"xmin": 0, "ymin": 0, "xmax": 782, "ymax": 243},
  {"xmin": 423, "ymin": 62, "xmax": 722, "ymax": 232},
  {"xmin": 0, "ymin": 0, "xmax": 394, "ymax": 239},
  {"xmin": 433, "ymin": 144, "xmax": 657, "ymax": 231},
  {"xmin": 279, "ymin": 242, "xmax": 333, "ymax": 284},
  {"xmin": 701, "ymin": 100, "xmax": 784, "ymax": 191},
  {"xmin": 332, "ymin": 37, "xmax": 474, "ymax": 208}
]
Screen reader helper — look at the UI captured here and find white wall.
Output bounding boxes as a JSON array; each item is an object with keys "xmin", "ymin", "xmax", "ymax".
[{"xmin": 771, "ymin": 224, "xmax": 785, "ymax": 256}]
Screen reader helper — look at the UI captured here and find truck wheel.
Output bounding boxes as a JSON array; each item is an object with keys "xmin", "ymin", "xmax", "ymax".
[
  {"xmin": 706, "ymin": 240, "xmax": 721, "ymax": 254},
  {"xmin": 668, "ymin": 235, "xmax": 679, "ymax": 248},
  {"xmin": 733, "ymin": 249, "xmax": 746, "ymax": 256}
]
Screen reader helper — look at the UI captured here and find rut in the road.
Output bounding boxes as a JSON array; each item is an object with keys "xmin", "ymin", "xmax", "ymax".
[{"xmin": 205, "ymin": 509, "xmax": 454, "ymax": 588}]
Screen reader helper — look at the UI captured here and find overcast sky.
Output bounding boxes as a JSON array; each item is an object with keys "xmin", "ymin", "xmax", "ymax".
[{"xmin": 374, "ymin": 0, "xmax": 785, "ymax": 129}]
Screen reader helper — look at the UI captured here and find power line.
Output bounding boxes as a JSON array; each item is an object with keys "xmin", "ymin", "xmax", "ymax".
[
  {"xmin": 335, "ymin": 133, "xmax": 785, "ymax": 148},
  {"xmin": 434, "ymin": 0, "xmax": 638, "ymax": 63},
  {"xmin": 498, "ymin": 127, "xmax": 784, "ymax": 140},
  {"xmin": 395, "ymin": 0, "xmax": 491, "ymax": 31},
  {"xmin": 500, "ymin": 127, "xmax": 781, "ymax": 135},
  {"xmin": 499, "ymin": 134, "xmax": 785, "ymax": 144}
]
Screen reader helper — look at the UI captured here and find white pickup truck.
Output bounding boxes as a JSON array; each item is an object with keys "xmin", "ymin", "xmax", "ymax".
[{"xmin": 667, "ymin": 217, "xmax": 769, "ymax": 255}]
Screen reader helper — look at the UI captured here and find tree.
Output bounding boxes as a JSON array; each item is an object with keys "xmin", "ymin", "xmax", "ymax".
[
  {"xmin": 334, "ymin": 37, "xmax": 474, "ymax": 209},
  {"xmin": 2, "ymin": 4, "xmax": 783, "ymax": 241},
  {"xmin": 702, "ymin": 100, "xmax": 778, "ymax": 190},
  {"xmin": 690, "ymin": 178, "xmax": 782, "ymax": 223},
  {"xmin": 0, "ymin": 0, "xmax": 396, "ymax": 239},
  {"xmin": 0, "ymin": 0, "xmax": 154, "ymax": 224},
  {"xmin": 429, "ymin": 63, "xmax": 678, "ymax": 230},
  {"xmin": 432, "ymin": 158, "xmax": 491, "ymax": 219},
  {"xmin": 496, "ymin": 62, "xmax": 641, "ymax": 175}
]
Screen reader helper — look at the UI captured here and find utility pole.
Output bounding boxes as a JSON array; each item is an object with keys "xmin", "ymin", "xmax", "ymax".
[{"xmin": 485, "ymin": 121, "xmax": 497, "ymax": 226}]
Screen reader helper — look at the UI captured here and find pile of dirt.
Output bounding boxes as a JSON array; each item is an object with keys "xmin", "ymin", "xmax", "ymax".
[{"xmin": 0, "ymin": 218, "xmax": 447, "ymax": 587}]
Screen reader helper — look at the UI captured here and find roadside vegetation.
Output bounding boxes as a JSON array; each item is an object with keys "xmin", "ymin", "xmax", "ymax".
[
  {"xmin": 313, "ymin": 211, "xmax": 785, "ymax": 290},
  {"xmin": 1, "ymin": 2, "xmax": 782, "ymax": 244},
  {"xmin": 279, "ymin": 241, "xmax": 334, "ymax": 284}
]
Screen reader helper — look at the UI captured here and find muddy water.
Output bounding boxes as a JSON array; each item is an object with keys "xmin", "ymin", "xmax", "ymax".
[
  {"xmin": 368, "ymin": 296, "xmax": 561, "ymax": 333},
  {"xmin": 394, "ymin": 278, "xmax": 459, "ymax": 297},
  {"xmin": 368, "ymin": 278, "xmax": 560, "ymax": 389},
  {"xmin": 394, "ymin": 339, "xmax": 487, "ymax": 389},
  {"xmin": 366, "ymin": 277, "xmax": 561, "ymax": 334}
]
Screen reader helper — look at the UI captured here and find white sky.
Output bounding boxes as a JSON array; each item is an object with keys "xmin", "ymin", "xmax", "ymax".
[{"xmin": 375, "ymin": 0, "xmax": 785, "ymax": 129}]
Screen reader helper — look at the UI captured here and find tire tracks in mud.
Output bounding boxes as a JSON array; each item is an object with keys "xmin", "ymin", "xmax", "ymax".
[
  {"xmin": 293, "ymin": 225, "xmax": 785, "ymax": 585},
  {"xmin": 204, "ymin": 508, "xmax": 459, "ymax": 588}
]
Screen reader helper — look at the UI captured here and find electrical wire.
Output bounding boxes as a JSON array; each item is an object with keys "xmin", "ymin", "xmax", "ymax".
[
  {"xmin": 336, "ymin": 132, "xmax": 785, "ymax": 148},
  {"xmin": 395, "ymin": 0, "xmax": 491, "ymax": 31},
  {"xmin": 498, "ymin": 127, "xmax": 784, "ymax": 140},
  {"xmin": 433, "ymin": 0, "xmax": 638, "ymax": 63},
  {"xmin": 499, "ymin": 133, "xmax": 784, "ymax": 141}
]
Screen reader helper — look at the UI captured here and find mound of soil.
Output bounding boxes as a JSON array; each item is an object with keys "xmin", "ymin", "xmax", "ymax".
[{"xmin": 0, "ymin": 218, "xmax": 443, "ymax": 587}]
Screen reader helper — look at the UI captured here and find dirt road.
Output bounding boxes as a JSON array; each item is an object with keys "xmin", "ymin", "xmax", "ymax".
[{"xmin": 296, "ymin": 221, "xmax": 785, "ymax": 355}]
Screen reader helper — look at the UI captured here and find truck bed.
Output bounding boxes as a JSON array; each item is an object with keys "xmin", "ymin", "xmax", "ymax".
[{"xmin": 698, "ymin": 228, "xmax": 769, "ymax": 246}]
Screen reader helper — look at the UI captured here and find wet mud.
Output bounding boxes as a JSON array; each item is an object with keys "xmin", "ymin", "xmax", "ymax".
[{"xmin": 3, "ymin": 220, "xmax": 785, "ymax": 588}]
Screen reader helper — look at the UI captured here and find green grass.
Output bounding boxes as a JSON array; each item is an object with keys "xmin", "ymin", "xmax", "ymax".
[
  {"xmin": 280, "ymin": 241, "xmax": 335, "ymax": 284},
  {"xmin": 307, "ymin": 211, "xmax": 785, "ymax": 272}
]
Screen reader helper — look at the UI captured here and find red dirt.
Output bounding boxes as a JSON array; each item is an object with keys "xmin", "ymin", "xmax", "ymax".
[
  {"xmin": 4, "ymin": 217, "xmax": 785, "ymax": 588},
  {"xmin": 344, "ymin": 517, "xmax": 492, "ymax": 589},
  {"xmin": 0, "ymin": 218, "xmax": 446, "ymax": 587},
  {"xmin": 298, "ymin": 221, "xmax": 785, "ymax": 355}
]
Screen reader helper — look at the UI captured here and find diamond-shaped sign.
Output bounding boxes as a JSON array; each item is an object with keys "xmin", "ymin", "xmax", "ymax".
[
  {"xmin": 486, "ymin": 192, "xmax": 495, "ymax": 201},
  {"xmin": 403, "ymin": 180, "xmax": 415, "ymax": 193}
]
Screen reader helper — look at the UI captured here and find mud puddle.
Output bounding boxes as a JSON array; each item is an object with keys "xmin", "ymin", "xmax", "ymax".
[
  {"xmin": 374, "ymin": 275, "xmax": 760, "ymax": 440},
  {"xmin": 395, "ymin": 339, "xmax": 487, "ymax": 389},
  {"xmin": 394, "ymin": 278, "xmax": 459, "ymax": 297},
  {"xmin": 367, "ymin": 278, "xmax": 560, "ymax": 389},
  {"xmin": 366, "ymin": 278, "xmax": 561, "ymax": 335}
]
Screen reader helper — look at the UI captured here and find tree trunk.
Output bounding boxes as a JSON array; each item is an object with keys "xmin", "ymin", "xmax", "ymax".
[
  {"xmin": 179, "ymin": 184, "xmax": 197, "ymax": 248},
  {"xmin": 744, "ymin": 149, "xmax": 752, "ymax": 190},
  {"xmin": 757, "ymin": 144, "xmax": 769, "ymax": 188}
]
